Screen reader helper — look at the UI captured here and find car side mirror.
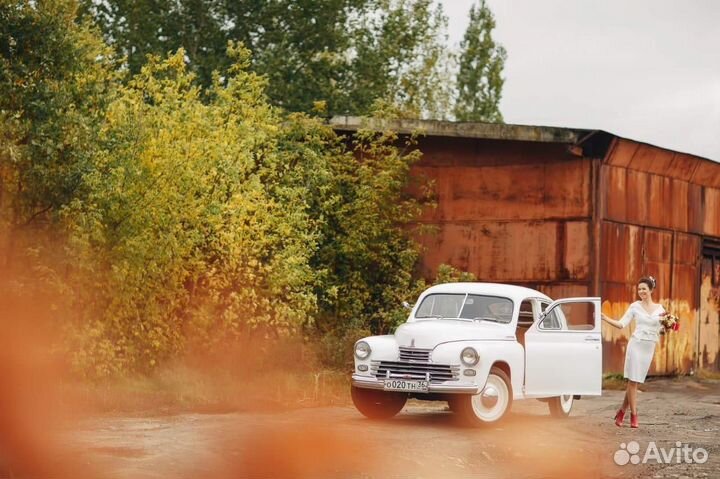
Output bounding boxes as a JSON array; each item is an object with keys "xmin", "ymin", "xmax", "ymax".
[{"xmin": 402, "ymin": 301, "xmax": 411, "ymax": 310}]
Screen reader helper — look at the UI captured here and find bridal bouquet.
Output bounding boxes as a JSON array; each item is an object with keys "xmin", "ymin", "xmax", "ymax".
[{"xmin": 659, "ymin": 311, "xmax": 680, "ymax": 332}]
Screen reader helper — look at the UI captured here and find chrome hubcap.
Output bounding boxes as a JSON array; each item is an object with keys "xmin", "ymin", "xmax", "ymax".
[
  {"xmin": 481, "ymin": 385, "xmax": 499, "ymax": 408},
  {"xmin": 471, "ymin": 374, "xmax": 508, "ymax": 422}
]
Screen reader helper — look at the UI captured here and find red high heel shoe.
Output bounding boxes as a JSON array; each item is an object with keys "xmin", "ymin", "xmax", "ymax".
[
  {"xmin": 630, "ymin": 413, "xmax": 639, "ymax": 428},
  {"xmin": 614, "ymin": 409, "xmax": 626, "ymax": 427}
]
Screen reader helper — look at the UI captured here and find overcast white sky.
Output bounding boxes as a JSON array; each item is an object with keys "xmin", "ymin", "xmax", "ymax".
[{"xmin": 440, "ymin": 0, "xmax": 720, "ymax": 161}]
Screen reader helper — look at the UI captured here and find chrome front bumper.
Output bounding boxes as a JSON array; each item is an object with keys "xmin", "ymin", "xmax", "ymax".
[{"xmin": 351, "ymin": 374, "xmax": 480, "ymax": 394}]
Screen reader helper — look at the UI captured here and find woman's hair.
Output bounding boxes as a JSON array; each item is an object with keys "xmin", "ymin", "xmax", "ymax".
[{"xmin": 638, "ymin": 276, "xmax": 656, "ymax": 290}]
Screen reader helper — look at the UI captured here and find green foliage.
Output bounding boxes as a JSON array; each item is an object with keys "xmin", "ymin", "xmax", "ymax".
[
  {"xmin": 1, "ymin": 2, "xmax": 479, "ymax": 378},
  {"xmin": 432, "ymin": 264, "xmax": 477, "ymax": 284},
  {"xmin": 62, "ymin": 46, "xmax": 322, "ymax": 375},
  {"xmin": 453, "ymin": 0, "xmax": 506, "ymax": 122},
  {"xmin": 80, "ymin": 0, "xmax": 456, "ymax": 117},
  {"xmin": 338, "ymin": 0, "xmax": 453, "ymax": 118},
  {"xmin": 0, "ymin": 0, "xmax": 119, "ymax": 312},
  {"xmin": 317, "ymin": 264, "xmax": 477, "ymax": 369},
  {"xmin": 0, "ymin": 0, "xmax": 117, "ymax": 225}
]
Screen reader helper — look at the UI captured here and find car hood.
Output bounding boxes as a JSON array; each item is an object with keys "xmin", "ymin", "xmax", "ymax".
[{"xmin": 394, "ymin": 320, "xmax": 514, "ymax": 349}]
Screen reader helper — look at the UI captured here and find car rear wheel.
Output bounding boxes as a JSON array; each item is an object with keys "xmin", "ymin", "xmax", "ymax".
[
  {"xmin": 351, "ymin": 385, "xmax": 407, "ymax": 419},
  {"xmin": 455, "ymin": 366, "xmax": 512, "ymax": 426},
  {"xmin": 548, "ymin": 394, "xmax": 574, "ymax": 418}
]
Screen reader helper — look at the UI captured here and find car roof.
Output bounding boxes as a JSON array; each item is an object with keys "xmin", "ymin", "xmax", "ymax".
[{"xmin": 420, "ymin": 282, "xmax": 551, "ymax": 303}]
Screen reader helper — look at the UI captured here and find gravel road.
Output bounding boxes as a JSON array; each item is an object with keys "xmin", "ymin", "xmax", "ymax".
[{"xmin": 69, "ymin": 377, "xmax": 720, "ymax": 479}]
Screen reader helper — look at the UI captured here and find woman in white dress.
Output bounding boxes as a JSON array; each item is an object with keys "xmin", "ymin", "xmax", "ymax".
[{"xmin": 601, "ymin": 276, "xmax": 664, "ymax": 428}]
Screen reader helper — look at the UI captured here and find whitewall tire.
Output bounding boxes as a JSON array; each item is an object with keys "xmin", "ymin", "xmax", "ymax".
[
  {"xmin": 455, "ymin": 366, "xmax": 513, "ymax": 426},
  {"xmin": 548, "ymin": 394, "xmax": 574, "ymax": 418}
]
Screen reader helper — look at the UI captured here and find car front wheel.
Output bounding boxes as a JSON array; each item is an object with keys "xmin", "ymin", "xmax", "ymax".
[
  {"xmin": 351, "ymin": 385, "xmax": 407, "ymax": 419},
  {"xmin": 455, "ymin": 366, "xmax": 513, "ymax": 426},
  {"xmin": 548, "ymin": 394, "xmax": 574, "ymax": 418}
]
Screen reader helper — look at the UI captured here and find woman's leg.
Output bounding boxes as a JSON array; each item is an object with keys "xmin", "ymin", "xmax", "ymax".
[
  {"xmin": 621, "ymin": 383, "xmax": 630, "ymax": 411},
  {"xmin": 628, "ymin": 381, "xmax": 638, "ymax": 415}
]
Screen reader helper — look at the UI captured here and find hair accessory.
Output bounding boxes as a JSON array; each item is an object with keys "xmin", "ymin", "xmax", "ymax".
[{"xmin": 648, "ymin": 275, "xmax": 656, "ymax": 288}]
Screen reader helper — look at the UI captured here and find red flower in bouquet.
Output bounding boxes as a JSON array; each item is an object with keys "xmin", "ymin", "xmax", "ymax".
[{"xmin": 659, "ymin": 311, "xmax": 680, "ymax": 333}]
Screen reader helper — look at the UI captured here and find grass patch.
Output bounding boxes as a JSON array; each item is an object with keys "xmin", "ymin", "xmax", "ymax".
[
  {"xmin": 602, "ymin": 373, "xmax": 626, "ymax": 391},
  {"xmin": 695, "ymin": 369, "xmax": 720, "ymax": 381}
]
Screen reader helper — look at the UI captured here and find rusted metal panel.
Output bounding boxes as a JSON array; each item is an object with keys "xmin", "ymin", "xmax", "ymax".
[
  {"xmin": 600, "ymin": 223, "xmax": 699, "ymax": 374},
  {"xmin": 647, "ymin": 175, "xmax": 673, "ymax": 230},
  {"xmin": 543, "ymin": 159, "xmax": 593, "ymax": 218},
  {"xmin": 625, "ymin": 168, "xmax": 650, "ymax": 225},
  {"xmin": 564, "ymin": 221, "xmax": 591, "ymax": 280},
  {"xmin": 603, "ymin": 164, "xmax": 706, "ymax": 234},
  {"xmin": 666, "ymin": 153, "xmax": 700, "ymax": 181},
  {"xmin": 411, "ymin": 138, "xmax": 591, "ymax": 222},
  {"xmin": 699, "ymin": 256, "xmax": 720, "ymax": 371},
  {"xmin": 703, "ymin": 188, "xmax": 720, "ymax": 237},
  {"xmin": 673, "ymin": 233, "xmax": 701, "ymax": 309},
  {"xmin": 659, "ymin": 232, "xmax": 701, "ymax": 373},
  {"xmin": 414, "ymin": 220, "xmax": 590, "ymax": 283},
  {"xmin": 600, "ymin": 221, "xmax": 643, "ymax": 284},
  {"xmin": 415, "ymin": 164, "xmax": 545, "ymax": 222},
  {"xmin": 600, "ymin": 221, "xmax": 644, "ymax": 373},
  {"xmin": 642, "ymin": 229, "xmax": 673, "ymax": 299},
  {"xmin": 604, "ymin": 165, "xmax": 626, "ymax": 222},
  {"xmin": 539, "ymin": 283, "xmax": 589, "ymax": 300},
  {"xmin": 646, "ymin": 229, "xmax": 689, "ymax": 374},
  {"xmin": 692, "ymin": 161, "xmax": 720, "ymax": 188},
  {"xmin": 688, "ymin": 182, "xmax": 704, "ymax": 234},
  {"xmin": 669, "ymin": 180, "xmax": 689, "ymax": 232},
  {"xmin": 604, "ymin": 138, "xmax": 717, "ymax": 188},
  {"xmin": 414, "ymin": 161, "xmax": 591, "ymax": 223},
  {"xmin": 605, "ymin": 138, "xmax": 638, "ymax": 168},
  {"xmin": 600, "ymin": 282, "xmax": 636, "ymax": 373},
  {"xmin": 628, "ymin": 143, "xmax": 675, "ymax": 176}
]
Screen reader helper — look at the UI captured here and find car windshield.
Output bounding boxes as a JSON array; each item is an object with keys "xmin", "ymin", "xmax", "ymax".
[{"xmin": 414, "ymin": 294, "xmax": 514, "ymax": 323}]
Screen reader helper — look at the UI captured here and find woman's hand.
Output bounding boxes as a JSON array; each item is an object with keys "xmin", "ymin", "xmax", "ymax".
[{"xmin": 601, "ymin": 313, "xmax": 623, "ymax": 329}]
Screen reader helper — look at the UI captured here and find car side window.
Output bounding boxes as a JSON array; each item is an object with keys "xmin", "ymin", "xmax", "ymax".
[
  {"xmin": 517, "ymin": 300, "xmax": 534, "ymax": 327},
  {"xmin": 539, "ymin": 302, "xmax": 562, "ymax": 330}
]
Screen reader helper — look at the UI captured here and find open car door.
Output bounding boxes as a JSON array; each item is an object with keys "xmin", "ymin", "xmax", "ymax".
[{"xmin": 524, "ymin": 297, "xmax": 602, "ymax": 397}]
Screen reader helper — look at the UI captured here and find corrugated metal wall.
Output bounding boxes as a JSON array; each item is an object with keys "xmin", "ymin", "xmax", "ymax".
[
  {"xmin": 407, "ymin": 133, "xmax": 720, "ymax": 376},
  {"xmin": 599, "ymin": 139, "xmax": 720, "ymax": 374},
  {"xmin": 411, "ymin": 136, "xmax": 593, "ymax": 301}
]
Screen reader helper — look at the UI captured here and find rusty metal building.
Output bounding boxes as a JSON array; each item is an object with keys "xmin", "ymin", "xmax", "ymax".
[{"xmin": 332, "ymin": 117, "xmax": 720, "ymax": 375}]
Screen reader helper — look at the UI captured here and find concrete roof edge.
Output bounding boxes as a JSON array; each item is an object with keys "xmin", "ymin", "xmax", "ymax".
[
  {"xmin": 329, "ymin": 116, "xmax": 592, "ymax": 144},
  {"xmin": 330, "ymin": 116, "xmax": 719, "ymax": 164}
]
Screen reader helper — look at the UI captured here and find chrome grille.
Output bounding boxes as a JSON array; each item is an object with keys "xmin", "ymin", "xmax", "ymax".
[
  {"xmin": 399, "ymin": 347, "xmax": 432, "ymax": 362},
  {"xmin": 371, "ymin": 360, "xmax": 459, "ymax": 383}
]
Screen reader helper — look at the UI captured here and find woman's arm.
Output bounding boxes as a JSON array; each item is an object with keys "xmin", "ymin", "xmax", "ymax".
[
  {"xmin": 601, "ymin": 313, "xmax": 624, "ymax": 329},
  {"xmin": 602, "ymin": 303, "xmax": 635, "ymax": 330}
]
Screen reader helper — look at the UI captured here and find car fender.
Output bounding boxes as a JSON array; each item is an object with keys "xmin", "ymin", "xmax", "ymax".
[
  {"xmin": 353, "ymin": 335, "xmax": 398, "ymax": 376},
  {"xmin": 432, "ymin": 340, "xmax": 525, "ymax": 399}
]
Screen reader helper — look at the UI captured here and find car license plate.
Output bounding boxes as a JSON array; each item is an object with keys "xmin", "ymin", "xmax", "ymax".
[{"xmin": 383, "ymin": 379, "xmax": 429, "ymax": 392}]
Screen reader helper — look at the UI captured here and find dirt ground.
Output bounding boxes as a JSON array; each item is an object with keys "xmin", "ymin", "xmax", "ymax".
[{"xmin": 66, "ymin": 376, "xmax": 720, "ymax": 479}]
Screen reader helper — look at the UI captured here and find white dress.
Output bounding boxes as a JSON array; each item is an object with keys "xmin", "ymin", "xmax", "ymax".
[{"xmin": 619, "ymin": 302, "xmax": 665, "ymax": 383}]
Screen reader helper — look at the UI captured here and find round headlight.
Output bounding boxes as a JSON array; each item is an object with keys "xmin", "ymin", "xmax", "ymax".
[
  {"xmin": 355, "ymin": 341, "xmax": 371, "ymax": 359},
  {"xmin": 460, "ymin": 347, "xmax": 479, "ymax": 366}
]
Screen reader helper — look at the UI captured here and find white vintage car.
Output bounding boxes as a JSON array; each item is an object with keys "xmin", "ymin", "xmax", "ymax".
[{"xmin": 351, "ymin": 282, "xmax": 603, "ymax": 425}]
